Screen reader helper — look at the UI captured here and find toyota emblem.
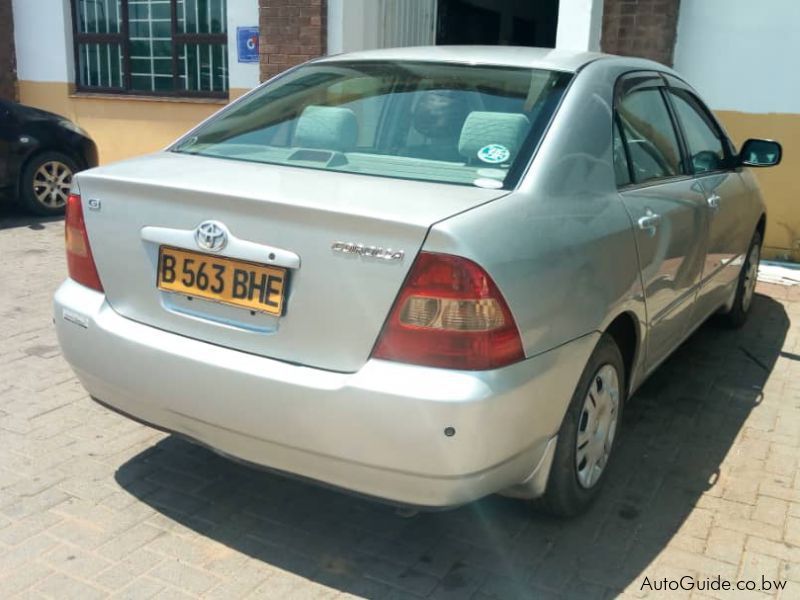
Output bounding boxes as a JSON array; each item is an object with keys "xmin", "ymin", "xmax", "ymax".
[{"xmin": 195, "ymin": 220, "xmax": 228, "ymax": 252}]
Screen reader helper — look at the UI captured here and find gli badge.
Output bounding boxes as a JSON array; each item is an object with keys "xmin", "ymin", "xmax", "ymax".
[{"xmin": 194, "ymin": 221, "xmax": 228, "ymax": 252}]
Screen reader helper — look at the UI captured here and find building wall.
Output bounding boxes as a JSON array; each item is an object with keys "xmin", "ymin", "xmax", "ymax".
[
  {"xmin": 674, "ymin": 0, "xmax": 800, "ymax": 261},
  {"xmin": 556, "ymin": 0, "xmax": 603, "ymax": 51},
  {"xmin": 259, "ymin": 0, "xmax": 327, "ymax": 82},
  {"xmin": 601, "ymin": 0, "xmax": 681, "ymax": 65},
  {"xmin": 327, "ymin": 0, "xmax": 381, "ymax": 54},
  {"xmin": 328, "ymin": 0, "xmax": 436, "ymax": 54},
  {"xmin": 12, "ymin": 0, "xmax": 260, "ymax": 165},
  {"xmin": 0, "ymin": 0, "xmax": 17, "ymax": 101}
]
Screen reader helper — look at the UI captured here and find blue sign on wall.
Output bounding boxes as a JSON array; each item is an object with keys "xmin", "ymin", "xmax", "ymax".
[{"xmin": 237, "ymin": 27, "xmax": 259, "ymax": 63}]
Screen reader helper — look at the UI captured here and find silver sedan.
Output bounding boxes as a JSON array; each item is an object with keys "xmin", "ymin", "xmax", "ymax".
[{"xmin": 54, "ymin": 46, "xmax": 781, "ymax": 516}]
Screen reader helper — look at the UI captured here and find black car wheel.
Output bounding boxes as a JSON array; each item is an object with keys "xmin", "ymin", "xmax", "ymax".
[
  {"xmin": 539, "ymin": 333, "xmax": 626, "ymax": 517},
  {"xmin": 19, "ymin": 151, "xmax": 77, "ymax": 216},
  {"xmin": 719, "ymin": 230, "xmax": 762, "ymax": 328}
]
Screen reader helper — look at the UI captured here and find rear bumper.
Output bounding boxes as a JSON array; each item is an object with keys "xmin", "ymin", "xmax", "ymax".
[{"xmin": 54, "ymin": 279, "xmax": 598, "ymax": 507}]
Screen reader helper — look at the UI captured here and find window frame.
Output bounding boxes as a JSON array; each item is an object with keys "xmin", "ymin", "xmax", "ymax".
[
  {"xmin": 613, "ymin": 71, "xmax": 692, "ymax": 190},
  {"xmin": 612, "ymin": 113, "xmax": 632, "ymax": 187},
  {"xmin": 660, "ymin": 75, "xmax": 737, "ymax": 176},
  {"xmin": 70, "ymin": 0, "xmax": 229, "ymax": 99}
]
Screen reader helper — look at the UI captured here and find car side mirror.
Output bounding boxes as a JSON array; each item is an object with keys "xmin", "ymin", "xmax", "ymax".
[{"xmin": 738, "ymin": 138, "xmax": 782, "ymax": 167}]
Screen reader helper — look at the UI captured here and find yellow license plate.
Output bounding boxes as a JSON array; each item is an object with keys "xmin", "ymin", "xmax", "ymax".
[{"xmin": 157, "ymin": 246, "xmax": 287, "ymax": 316}]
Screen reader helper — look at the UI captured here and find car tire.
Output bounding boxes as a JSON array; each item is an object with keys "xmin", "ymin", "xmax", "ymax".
[
  {"xmin": 539, "ymin": 333, "xmax": 625, "ymax": 517},
  {"xmin": 718, "ymin": 230, "xmax": 762, "ymax": 329},
  {"xmin": 18, "ymin": 151, "xmax": 78, "ymax": 216}
]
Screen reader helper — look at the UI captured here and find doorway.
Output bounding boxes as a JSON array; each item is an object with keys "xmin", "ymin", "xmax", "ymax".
[{"xmin": 436, "ymin": 0, "xmax": 559, "ymax": 47}]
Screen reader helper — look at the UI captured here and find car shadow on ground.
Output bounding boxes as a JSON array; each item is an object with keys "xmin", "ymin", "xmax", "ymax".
[
  {"xmin": 115, "ymin": 294, "xmax": 789, "ymax": 598},
  {"xmin": 0, "ymin": 197, "xmax": 63, "ymax": 231}
]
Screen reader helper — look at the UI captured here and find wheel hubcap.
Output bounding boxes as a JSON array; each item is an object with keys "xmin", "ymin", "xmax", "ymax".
[
  {"xmin": 33, "ymin": 161, "xmax": 73, "ymax": 208},
  {"xmin": 575, "ymin": 364, "xmax": 620, "ymax": 489},
  {"xmin": 742, "ymin": 243, "xmax": 760, "ymax": 312}
]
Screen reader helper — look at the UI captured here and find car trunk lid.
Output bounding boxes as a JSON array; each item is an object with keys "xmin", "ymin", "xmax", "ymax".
[{"xmin": 77, "ymin": 152, "xmax": 508, "ymax": 372}]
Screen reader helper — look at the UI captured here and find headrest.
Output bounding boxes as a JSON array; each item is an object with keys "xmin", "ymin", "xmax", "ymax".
[
  {"xmin": 458, "ymin": 111, "xmax": 531, "ymax": 164},
  {"xmin": 294, "ymin": 105, "xmax": 358, "ymax": 151}
]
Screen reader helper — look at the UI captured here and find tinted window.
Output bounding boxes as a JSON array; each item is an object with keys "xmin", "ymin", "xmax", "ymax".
[
  {"xmin": 617, "ymin": 88, "xmax": 684, "ymax": 184},
  {"xmin": 668, "ymin": 90, "xmax": 727, "ymax": 173},
  {"xmin": 173, "ymin": 61, "xmax": 572, "ymax": 189}
]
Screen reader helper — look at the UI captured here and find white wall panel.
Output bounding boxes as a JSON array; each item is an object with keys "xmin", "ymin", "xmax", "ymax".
[
  {"xmin": 556, "ymin": 0, "xmax": 603, "ymax": 51},
  {"xmin": 674, "ymin": 0, "xmax": 800, "ymax": 113},
  {"xmin": 13, "ymin": 0, "xmax": 74, "ymax": 82},
  {"xmin": 227, "ymin": 0, "xmax": 260, "ymax": 90}
]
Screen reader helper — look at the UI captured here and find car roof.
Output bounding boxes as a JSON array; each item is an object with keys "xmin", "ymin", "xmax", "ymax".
[{"xmin": 315, "ymin": 45, "xmax": 660, "ymax": 73}]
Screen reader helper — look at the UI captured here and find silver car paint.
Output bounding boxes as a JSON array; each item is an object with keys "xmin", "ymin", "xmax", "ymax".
[
  {"xmin": 312, "ymin": 45, "xmax": 605, "ymax": 72},
  {"xmin": 74, "ymin": 154, "xmax": 507, "ymax": 372},
  {"xmin": 426, "ymin": 57, "xmax": 762, "ymax": 394},
  {"xmin": 54, "ymin": 48, "xmax": 765, "ymax": 507},
  {"xmin": 55, "ymin": 278, "xmax": 599, "ymax": 506}
]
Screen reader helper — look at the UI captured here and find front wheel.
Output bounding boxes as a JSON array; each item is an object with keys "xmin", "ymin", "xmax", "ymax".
[
  {"xmin": 719, "ymin": 230, "xmax": 761, "ymax": 328},
  {"xmin": 539, "ymin": 333, "xmax": 625, "ymax": 517}
]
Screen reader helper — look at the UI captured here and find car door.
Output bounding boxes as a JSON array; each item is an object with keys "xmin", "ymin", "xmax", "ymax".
[
  {"xmin": 0, "ymin": 103, "xmax": 17, "ymax": 191},
  {"xmin": 662, "ymin": 77, "xmax": 753, "ymax": 320},
  {"xmin": 613, "ymin": 73, "xmax": 709, "ymax": 371}
]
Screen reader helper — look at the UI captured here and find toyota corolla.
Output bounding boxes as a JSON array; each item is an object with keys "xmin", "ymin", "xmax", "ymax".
[{"xmin": 54, "ymin": 47, "xmax": 781, "ymax": 516}]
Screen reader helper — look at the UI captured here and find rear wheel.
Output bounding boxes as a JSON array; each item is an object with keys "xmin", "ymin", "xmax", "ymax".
[
  {"xmin": 539, "ymin": 333, "xmax": 625, "ymax": 517},
  {"xmin": 18, "ymin": 152, "xmax": 77, "ymax": 216},
  {"xmin": 719, "ymin": 230, "xmax": 761, "ymax": 328}
]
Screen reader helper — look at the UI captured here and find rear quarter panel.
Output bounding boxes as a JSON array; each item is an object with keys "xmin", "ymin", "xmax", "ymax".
[{"xmin": 425, "ymin": 59, "xmax": 649, "ymax": 386}]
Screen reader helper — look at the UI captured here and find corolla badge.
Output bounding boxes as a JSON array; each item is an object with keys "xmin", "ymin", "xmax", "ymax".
[
  {"xmin": 332, "ymin": 241, "xmax": 404, "ymax": 261},
  {"xmin": 195, "ymin": 220, "xmax": 228, "ymax": 252}
]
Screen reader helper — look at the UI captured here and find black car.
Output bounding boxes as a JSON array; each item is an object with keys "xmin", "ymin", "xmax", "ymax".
[{"xmin": 0, "ymin": 100, "xmax": 98, "ymax": 216}]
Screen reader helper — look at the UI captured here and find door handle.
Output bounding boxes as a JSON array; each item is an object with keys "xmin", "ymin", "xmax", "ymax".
[
  {"xmin": 707, "ymin": 194, "xmax": 721, "ymax": 211},
  {"xmin": 637, "ymin": 210, "xmax": 661, "ymax": 236}
]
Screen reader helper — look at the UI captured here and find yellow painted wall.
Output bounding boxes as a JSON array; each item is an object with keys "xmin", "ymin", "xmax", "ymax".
[
  {"xmin": 18, "ymin": 81, "xmax": 251, "ymax": 165},
  {"xmin": 717, "ymin": 110, "xmax": 800, "ymax": 262}
]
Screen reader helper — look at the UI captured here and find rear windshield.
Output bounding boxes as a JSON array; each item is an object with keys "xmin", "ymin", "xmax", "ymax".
[{"xmin": 172, "ymin": 60, "xmax": 572, "ymax": 189}]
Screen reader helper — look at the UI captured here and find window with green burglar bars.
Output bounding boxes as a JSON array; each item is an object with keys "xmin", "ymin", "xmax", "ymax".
[{"xmin": 72, "ymin": 0, "xmax": 228, "ymax": 97}]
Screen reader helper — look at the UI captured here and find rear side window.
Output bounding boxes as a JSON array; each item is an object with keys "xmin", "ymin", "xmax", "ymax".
[
  {"xmin": 617, "ymin": 88, "xmax": 684, "ymax": 184},
  {"xmin": 668, "ymin": 90, "xmax": 727, "ymax": 174}
]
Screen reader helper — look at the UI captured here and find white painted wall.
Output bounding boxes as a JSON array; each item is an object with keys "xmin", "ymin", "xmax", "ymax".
[
  {"xmin": 555, "ymin": 0, "xmax": 603, "ymax": 52},
  {"xmin": 12, "ymin": 0, "xmax": 259, "ymax": 91},
  {"xmin": 327, "ymin": 0, "xmax": 381, "ymax": 54},
  {"xmin": 327, "ymin": 0, "xmax": 344, "ymax": 55},
  {"xmin": 227, "ymin": 0, "xmax": 260, "ymax": 90},
  {"xmin": 674, "ymin": 0, "xmax": 800, "ymax": 114},
  {"xmin": 13, "ymin": 0, "xmax": 74, "ymax": 82}
]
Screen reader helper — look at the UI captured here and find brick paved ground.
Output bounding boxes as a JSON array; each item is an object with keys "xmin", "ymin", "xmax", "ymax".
[{"xmin": 2, "ymin": 202, "xmax": 800, "ymax": 599}]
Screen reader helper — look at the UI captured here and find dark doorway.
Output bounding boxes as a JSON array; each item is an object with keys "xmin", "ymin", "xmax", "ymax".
[{"xmin": 436, "ymin": 0, "xmax": 559, "ymax": 47}]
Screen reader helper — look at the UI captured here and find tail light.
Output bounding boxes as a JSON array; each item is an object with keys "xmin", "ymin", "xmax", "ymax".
[
  {"xmin": 65, "ymin": 193, "xmax": 103, "ymax": 292},
  {"xmin": 371, "ymin": 252, "xmax": 524, "ymax": 370}
]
